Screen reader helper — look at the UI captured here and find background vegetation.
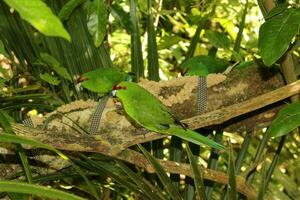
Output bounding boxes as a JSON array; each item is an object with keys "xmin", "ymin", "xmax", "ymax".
[{"xmin": 0, "ymin": 0, "xmax": 300, "ymax": 199}]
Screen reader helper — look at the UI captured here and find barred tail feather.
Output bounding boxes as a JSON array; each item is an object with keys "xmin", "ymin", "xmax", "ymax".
[{"xmin": 168, "ymin": 126, "xmax": 225, "ymax": 150}]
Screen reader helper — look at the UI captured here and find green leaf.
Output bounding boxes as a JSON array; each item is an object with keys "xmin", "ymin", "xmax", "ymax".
[
  {"xmin": 0, "ymin": 133, "xmax": 67, "ymax": 158},
  {"xmin": 0, "ymin": 67, "xmax": 10, "ymax": 81},
  {"xmin": 109, "ymin": 4, "xmax": 133, "ymax": 33},
  {"xmin": 0, "ymin": 110, "xmax": 14, "ymax": 133},
  {"xmin": 117, "ymin": 161, "xmax": 167, "ymax": 200},
  {"xmin": 0, "ymin": 111, "xmax": 33, "ymax": 183},
  {"xmin": 185, "ymin": 144, "xmax": 207, "ymax": 200},
  {"xmin": 40, "ymin": 73, "xmax": 61, "ymax": 86},
  {"xmin": 0, "ymin": 181, "xmax": 85, "ymax": 200},
  {"xmin": 0, "ymin": 133, "xmax": 99, "ymax": 199},
  {"xmin": 4, "ymin": 0, "xmax": 71, "ymax": 41},
  {"xmin": 158, "ymin": 35, "xmax": 185, "ymax": 50},
  {"xmin": 59, "ymin": 0, "xmax": 87, "ymax": 21},
  {"xmin": 267, "ymin": 101, "xmax": 300, "ymax": 137},
  {"xmin": 265, "ymin": 3, "xmax": 289, "ymax": 20},
  {"xmin": 87, "ymin": 0, "xmax": 107, "ymax": 47},
  {"xmin": 227, "ymin": 141, "xmax": 237, "ymax": 200},
  {"xmin": 205, "ymin": 30, "xmax": 230, "ymax": 49},
  {"xmin": 39, "ymin": 53, "xmax": 72, "ymax": 81},
  {"xmin": 236, "ymin": 60, "xmax": 254, "ymax": 69},
  {"xmin": 0, "ymin": 40, "xmax": 9, "ymax": 57},
  {"xmin": 259, "ymin": 8, "xmax": 300, "ymax": 66},
  {"xmin": 181, "ymin": 55, "xmax": 229, "ymax": 76},
  {"xmin": 138, "ymin": 144, "xmax": 183, "ymax": 200},
  {"xmin": 130, "ymin": 0, "xmax": 144, "ymax": 81},
  {"xmin": 147, "ymin": 0, "xmax": 159, "ymax": 81}
]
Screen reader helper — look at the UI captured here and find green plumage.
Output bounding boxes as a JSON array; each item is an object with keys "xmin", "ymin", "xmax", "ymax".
[
  {"xmin": 81, "ymin": 68, "xmax": 126, "ymax": 94},
  {"xmin": 115, "ymin": 82, "xmax": 225, "ymax": 150}
]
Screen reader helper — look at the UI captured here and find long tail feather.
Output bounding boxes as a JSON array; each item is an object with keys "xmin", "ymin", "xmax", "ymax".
[{"xmin": 168, "ymin": 126, "xmax": 226, "ymax": 150}]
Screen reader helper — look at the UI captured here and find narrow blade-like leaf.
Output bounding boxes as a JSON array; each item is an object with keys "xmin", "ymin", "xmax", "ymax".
[
  {"xmin": 138, "ymin": 144, "xmax": 183, "ymax": 200},
  {"xmin": 0, "ymin": 181, "xmax": 85, "ymax": 200},
  {"xmin": 185, "ymin": 144, "xmax": 207, "ymax": 200}
]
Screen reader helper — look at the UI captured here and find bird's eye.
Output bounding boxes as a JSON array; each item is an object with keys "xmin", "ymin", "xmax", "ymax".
[{"xmin": 113, "ymin": 85, "xmax": 118, "ymax": 90}]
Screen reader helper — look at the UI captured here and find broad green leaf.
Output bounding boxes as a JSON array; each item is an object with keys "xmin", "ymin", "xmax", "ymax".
[
  {"xmin": 158, "ymin": 35, "xmax": 185, "ymax": 50},
  {"xmin": 259, "ymin": 8, "xmax": 300, "ymax": 66},
  {"xmin": 87, "ymin": 0, "xmax": 107, "ymax": 47},
  {"xmin": 0, "ymin": 181, "xmax": 85, "ymax": 200},
  {"xmin": 181, "ymin": 55, "xmax": 229, "ymax": 76},
  {"xmin": 205, "ymin": 30, "xmax": 230, "ymax": 49},
  {"xmin": 267, "ymin": 101, "xmax": 300, "ymax": 137},
  {"xmin": 265, "ymin": 3, "xmax": 289, "ymax": 19},
  {"xmin": 40, "ymin": 73, "xmax": 61, "ymax": 86},
  {"xmin": 0, "ymin": 40, "xmax": 9, "ymax": 57},
  {"xmin": 39, "ymin": 53, "xmax": 61, "ymax": 66},
  {"xmin": 4, "ymin": 0, "xmax": 71, "ymax": 41},
  {"xmin": 109, "ymin": 4, "xmax": 133, "ymax": 33},
  {"xmin": 39, "ymin": 53, "xmax": 72, "ymax": 81},
  {"xmin": 138, "ymin": 144, "xmax": 183, "ymax": 200},
  {"xmin": 59, "ymin": 0, "xmax": 87, "ymax": 21}
]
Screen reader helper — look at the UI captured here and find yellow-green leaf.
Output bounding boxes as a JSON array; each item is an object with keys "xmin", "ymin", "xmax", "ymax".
[
  {"xmin": 4, "ymin": 0, "xmax": 71, "ymax": 41},
  {"xmin": 259, "ymin": 8, "xmax": 300, "ymax": 66},
  {"xmin": 87, "ymin": 0, "xmax": 107, "ymax": 47},
  {"xmin": 267, "ymin": 101, "xmax": 300, "ymax": 138},
  {"xmin": 40, "ymin": 73, "xmax": 61, "ymax": 86}
]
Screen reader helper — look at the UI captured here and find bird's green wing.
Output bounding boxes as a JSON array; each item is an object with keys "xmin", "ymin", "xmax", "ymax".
[
  {"xmin": 115, "ymin": 82, "xmax": 177, "ymax": 130},
  {"xmin": 81, "ymin": 68, "xmax": 126, "ymax": 94}
]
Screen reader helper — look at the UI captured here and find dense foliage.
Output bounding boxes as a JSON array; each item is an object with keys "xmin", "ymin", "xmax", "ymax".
[{"xmin": 0, "ymin": 0, "xmax": 300, "ymax": 200}]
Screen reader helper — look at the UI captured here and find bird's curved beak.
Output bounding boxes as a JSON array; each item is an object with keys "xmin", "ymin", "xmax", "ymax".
[{"xmin": 111, "ymin": 90, "xmax": 117, "ymax": 97}]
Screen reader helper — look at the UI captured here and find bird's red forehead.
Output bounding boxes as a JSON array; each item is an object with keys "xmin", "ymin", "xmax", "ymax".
[{"xmin": 113, "ymin": 85, "xmax": 126, "ymax": 90}]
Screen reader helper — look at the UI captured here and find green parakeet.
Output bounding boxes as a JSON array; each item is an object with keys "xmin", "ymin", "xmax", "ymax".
[
  {"xmin": 114, "ymin": 81, "xmax": 225, "ymax": 150},
  {"xmin": 80, "ymin": 68, "xmax": 128, "ymax": 94},
  {"xmin": 79, "ymin": 67, "xmax": 130, "ymax": 134},
  {"xmin": 179, "ymin": 55, "xmax": 229, "ymax": 76}
]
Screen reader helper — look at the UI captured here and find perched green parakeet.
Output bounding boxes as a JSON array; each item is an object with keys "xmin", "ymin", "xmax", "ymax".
[
  {"xmin": 79, "ymin": 67, "xmax": 129, "ymax": 134},
  {"xmin": 80, "ymin": 67, "xmax": 128, "ymax": 94},
  {"xmin": 179, "ymin": 55, "xmax": 229, "ymax": 76},
  {"xmin": 113, "ymin": 81, "xmax": 225, "ymax": 150}
]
